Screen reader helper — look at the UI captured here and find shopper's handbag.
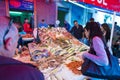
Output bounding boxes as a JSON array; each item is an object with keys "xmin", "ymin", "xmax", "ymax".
[{"xmin": 81, "ymin": 39, "xmax": 120, "ymax": 79}]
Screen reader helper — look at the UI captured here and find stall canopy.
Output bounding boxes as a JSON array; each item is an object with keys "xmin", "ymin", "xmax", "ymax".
[{"xmin": 78, "ymin": 0, "xmax": 120, "ymax": 12}]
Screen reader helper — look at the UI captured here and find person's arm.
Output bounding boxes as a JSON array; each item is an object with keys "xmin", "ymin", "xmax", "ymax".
[
  {"xmin": 81, "ymin": 25, "xmax": 84, "ymax": 38},
  {"xmin": 23, "ymin": 24, "xmax": 27, "ymax": 32},
  {"xmin": 82, "ymin": 26, "xmax": 84, "ymax": 38},
  {"xmin": 70, "ymin": 27, "xmax": 74, "ymax": 34},
  {"xmin": 83, "ymin": 37, "xmax": 109, "ymax": 66}
]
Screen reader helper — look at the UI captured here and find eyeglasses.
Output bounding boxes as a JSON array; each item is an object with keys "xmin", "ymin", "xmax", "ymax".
[{"xmin": 3, "ymin": 19, "xmax": 13, "ymax": 44}]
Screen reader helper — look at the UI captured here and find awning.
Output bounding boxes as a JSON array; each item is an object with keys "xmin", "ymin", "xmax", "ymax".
[{"xmin": 79, "ymin": 0, "xmax": 120, "ymax": 12}]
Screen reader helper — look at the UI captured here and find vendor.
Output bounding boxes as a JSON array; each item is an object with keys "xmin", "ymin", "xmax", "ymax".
[
  {"xmin": 38, "ymin": 19, "xmax": 48, "ymax": 28},
  {"xmin": 23, "ymin": 18, "xmax": 32, "ymax": 33},
  {"xmin": 70, "ymin": 20, "xmax": 84, "ymax": 42}
]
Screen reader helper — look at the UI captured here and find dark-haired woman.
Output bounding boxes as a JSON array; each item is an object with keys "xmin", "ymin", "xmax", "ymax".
[
  {"xmin": 101, "ymin": 23, "xmax": 113, "ymax": 54},
  {"xmin": 82, "ymin": 22, "xmax": 109, "ymax": 80},
  {"xmin": 101, "ymin": 23, "xmax": 111, "ymax": 43},
  {"xmin": 83, "ymin": 22, "xmax": 109, "ymax": 66}
]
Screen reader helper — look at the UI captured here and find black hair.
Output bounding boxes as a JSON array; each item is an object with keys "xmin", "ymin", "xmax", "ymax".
[
  {"xmin": 41, "ymin": 19, "xmax": 45, "ymax": 22},
  {"xmin": 84, "ymin": 22, "xmax": 103, "ymax": 40},
  {"xmin": 90, "ymin": 18, "xmax": 94, "ymax": 22},
  {"xmin": 101, "ymin": 23, "xmax": 111, "ymax": 42},
  {"xmin": 115, "ymin": 22, "xmax": 117, "ymax": 25},
  {"xmin": 73, "ymin": 20, "xmax": 77, "ymax": 23},
  {"xmin": 24, "ymin": 18, "xmax": 27, "ymax": 20}
]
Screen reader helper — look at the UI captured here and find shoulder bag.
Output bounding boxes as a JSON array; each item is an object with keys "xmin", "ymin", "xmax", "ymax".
[{"xmin": 81, "ymin": 39, "xmax": 120, "ymax": 79}]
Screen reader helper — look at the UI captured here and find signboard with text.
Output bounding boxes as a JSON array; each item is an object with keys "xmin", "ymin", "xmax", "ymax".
[
  {"xmin": 9, "ymin": 0, "xmax": 34, "ymax": 11},
  {"xmin": 79, "ymin": 0, "xmax": 120, "ymax": 12}
]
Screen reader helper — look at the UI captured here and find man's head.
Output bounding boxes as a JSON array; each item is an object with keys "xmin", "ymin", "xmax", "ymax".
[
  {"xmin": 41, "ymin": 19, "xmax": 45, "ymax": 23},
  {"xmin": 24, "ymin": 18, "xmax": 29, "ymax": 23},
  {"xmin": 90, "ymin": 18, "xmax": 94, "ymax": 22},
  {"xmin": 73, "ymin": 20, "xmax": 78, "ymax": 27},
  {"xmin": 115, "ymin": 22, "xmax": 117, "ymax": 25},
  {"xmin": 0, "ymin": 16, "xmax": 18, "ymax": 57}
]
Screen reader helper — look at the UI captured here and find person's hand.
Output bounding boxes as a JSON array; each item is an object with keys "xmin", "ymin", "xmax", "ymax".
[
  {"xmin": 76, "ymin": 51, "xmax": 88, "ymax": 60},
  {"xmin": 117, "ymin": 41, "xmax": 120, "ymax": 45}
]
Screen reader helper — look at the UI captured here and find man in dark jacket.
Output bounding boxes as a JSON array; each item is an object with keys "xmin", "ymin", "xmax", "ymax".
[
  {"xmin": 0, "ymin": 16, "xmax": 44, "ymax": 80},
  {"xmin": 70, "ymin": 20, "xmax": 84, "ymax": 41}
]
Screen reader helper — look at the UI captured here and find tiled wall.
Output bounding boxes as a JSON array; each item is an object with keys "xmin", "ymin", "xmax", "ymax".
[{"xmin": 36, "ymin": 0, "xmax": 57, "ymax": 26}]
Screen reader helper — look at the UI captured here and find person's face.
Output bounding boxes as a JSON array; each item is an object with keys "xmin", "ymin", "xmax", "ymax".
[
  {"xmin": 101, "ymin": 26, "xmax": 106, "ymax": 36},
  {"xmin": 74, "ymin": 22, "xmax": 78, "ymax": 26},
  {"xmin": 84, "ymin": 29, "xmax": 90, "ymax": 39},
  {"xmin": 101, "ymin": 27, "xmax": 104, "ymax": 33},
  {"xmin": 25, "ymin": 19, "xmax": 28, "ymax": 23},
  {"xmin": 14, "ymin": 23, "xmax": 20, "ymax": 29}
]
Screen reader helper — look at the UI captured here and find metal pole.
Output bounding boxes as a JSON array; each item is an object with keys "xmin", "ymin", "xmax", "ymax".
[
  {"xmin": 5, "ymin": 0, "xmax": 9, "ymax": 17},
  {"xmin": 109, "ymin": 11, "xmax": 116, "ymax": 51},
  {"xmin": 34, "ymin": 0, "xmax": 37, "ymax": 28}
]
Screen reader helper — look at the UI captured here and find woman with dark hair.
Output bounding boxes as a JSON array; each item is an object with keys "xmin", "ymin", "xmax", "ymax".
[
  {"xmin": 83, "ymin": 22, "xmax": 109, "ymax": 66},
  {"xmin": 101, "ymin": 23, "xmax": 111, "ymax": 43},
  {"xmin": 101, "ymin": 23, "xmax": 113, "ymax": 54},
  {"xmin": 79, "ymin": 22, "xmax": 120, "ymax": 79}
]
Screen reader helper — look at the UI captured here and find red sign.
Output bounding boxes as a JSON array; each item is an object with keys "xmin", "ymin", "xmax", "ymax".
[
  {"xmin": 10, "ymin": 0, "xmax": 21, "ymax": 8},
  {"xmin": 9, "ymin": 0, "xmax": 34, "ymax": 11},
  {"xmin": 79, "ymin": 0, "xmax": 120, "ymax": 12}
]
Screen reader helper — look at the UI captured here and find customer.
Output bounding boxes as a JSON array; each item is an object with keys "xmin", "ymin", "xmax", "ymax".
[
  {"xmin": 0, "ymin": 16, "xmax": 44, "ymax": 80},
  {"xmin": 64, "ymin": 20, "xmax": 71, "ymax": 32},
  {"xmin": 114, "ymin": 37, "xmax": 120, "ymax": 51},
  {"xmin": 83, "ymin": 22, "xmax": 109, "ymax": 66},
  {"xmin": 113, "ymin": 37, "xmax": 120, "ymax": 57},
  {"xmin": 101, "ymin": 23, "xmax": 113, "ymax": 54},
  {"xmin": 114, "ymin": 22, "xmax": 120, "ymax": 32},
  {"xmin": 14, "ymin": 22, "xmax": 25, "ymax": 48},
  {"xmin": 81, "ymin": 22, "xmax": 109, "ymax": 80},
  {"xmin": 101, "ymin": 23, "xmax": 111, "ymax": 43},
  {"xmin": 23, "ymin": 18, "xmax": 32, "ymax": 33},
  {"xmin": 70, "ymin": 20, "xmax": 84, "ymax": 42},
  {"xmin": 30, "ymin": 14, "xmax": 34, "ymax": 29}
]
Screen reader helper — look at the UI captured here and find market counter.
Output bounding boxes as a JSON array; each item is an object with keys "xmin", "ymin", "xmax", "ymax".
[{"xmin": 14, "ymin": 27, "xmax": 89, "ymax": 80}]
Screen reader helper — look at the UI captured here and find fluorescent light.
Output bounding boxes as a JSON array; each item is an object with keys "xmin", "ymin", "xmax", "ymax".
[
  {"xmin": 9, "ymin": 11, "xmax": 22, "ymax": 14},
  {"xmin": 93, "ymin": 7, "xmax": 114, "ymax": 14}
]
